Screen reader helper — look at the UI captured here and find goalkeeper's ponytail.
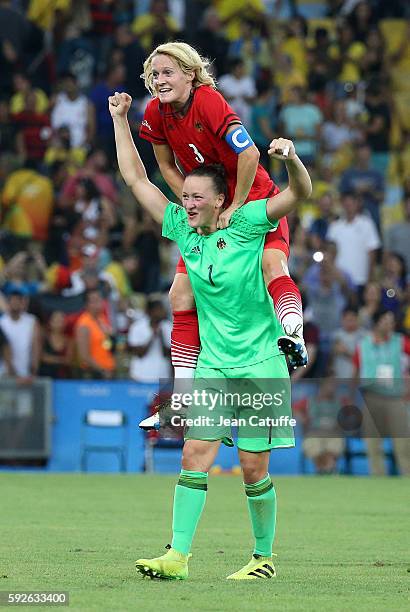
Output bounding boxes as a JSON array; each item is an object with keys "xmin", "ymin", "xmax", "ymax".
[{"xmin": 187, "ymin": 164, "xmax": 227, "ymax": 200}]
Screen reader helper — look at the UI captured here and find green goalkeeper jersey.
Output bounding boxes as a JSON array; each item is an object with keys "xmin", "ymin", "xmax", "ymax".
[{"xmin": 162, "ymin": 199, "xmax": 283, "ymax": 369}]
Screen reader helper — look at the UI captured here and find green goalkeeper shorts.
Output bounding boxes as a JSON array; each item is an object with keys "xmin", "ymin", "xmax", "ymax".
[{"xmin": 183, "ymin": 354, "xmax": 295, "ymax": 452}]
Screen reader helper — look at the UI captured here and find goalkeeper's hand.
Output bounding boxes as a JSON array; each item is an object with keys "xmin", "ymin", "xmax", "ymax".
[{"xmin": 268, "ymin": 138, "xmax": 296, "ymax": 160}]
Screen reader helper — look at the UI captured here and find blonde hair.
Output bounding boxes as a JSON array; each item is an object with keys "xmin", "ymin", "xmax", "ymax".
[{"xmin": 142, "ymin": 41, "xmax": 216, "ymax": 96}]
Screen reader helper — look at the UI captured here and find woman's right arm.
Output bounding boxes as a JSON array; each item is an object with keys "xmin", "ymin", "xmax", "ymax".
[
  {"xmin": 109, "ymin": 92, "xmax": 169, "ymax": 224},
  {"xmin": 153, "ymin": 143, "xmax": 185, "ymax": 200},
  {"xmin": 265, "ymin": 138, "xmax": 312, "ymax": 221}
]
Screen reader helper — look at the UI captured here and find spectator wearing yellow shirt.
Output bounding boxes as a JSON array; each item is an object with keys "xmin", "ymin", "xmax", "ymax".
[
  {"xmin": 1, "ymin": 167, "xmax": 54, "ymax": 241},
  {"xmin": 279, "ymin": 15, "xmax": 309, "ymax": 81},
  {"xmin": 228, "ymin": 19, "xmax": 271, "ymax": 80},
  {"xmin": 331, "ymin": 22, "xmax": 366, "ymax": 84},
  {"xmin": 384, "ymin": 22, "xmax": 410, "ymax": 159},
  {"xmin": 273, "ymin": 52, "xmax": 306, "ymax": 104},
  {"xmin": 28, "ymin": 0, "xmax": 71, "ymax": 31},
  {"xmin": 10, "ymin": 72, "xmax": 49, "ymax": 115},
  {"xmin": 213, "ymin": 0, "xmax": 266, "ymax": 41},
  {"xmin": 386, "ymin": 20, "xmax": 410, "ymax": 95},
  {"xmin": 132, "ymin": 0, "xmax": 179, "ymax": 52},
  {"xmin": 44, "ymin": 126, "xmax": 86, "ymax": 171},
  {"xmin": 104, "ymin": 251, "xmax": 139, "ymax": 299}
]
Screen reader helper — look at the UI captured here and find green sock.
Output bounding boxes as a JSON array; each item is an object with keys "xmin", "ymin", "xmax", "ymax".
[
  {"xmin": 171, "ymin": 470, "xmax": 208, "ymax": 555},
  {"xmin": 245, "ymin": 474, "xmax": 276, "ymax": 557}
]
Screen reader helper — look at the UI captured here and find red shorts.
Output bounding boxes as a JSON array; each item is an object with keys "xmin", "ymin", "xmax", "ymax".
[{"xmin": 175, "ymin": 216, "xmax": 289, "ymax": 274}]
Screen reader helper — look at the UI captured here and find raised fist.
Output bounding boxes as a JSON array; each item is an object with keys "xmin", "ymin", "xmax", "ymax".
[
  {"xmin": 268, "ymin": 138, "xmax": 296, "ymax": 160},
  {"xmin": 108, "ymin": 91, "xmax": 132, "ymax": 118}
]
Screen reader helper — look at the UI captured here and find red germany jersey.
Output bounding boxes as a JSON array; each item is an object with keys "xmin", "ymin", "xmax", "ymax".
[{"xmin": 139, "ymin": 85, "xmax": 279, "ymax": 204}]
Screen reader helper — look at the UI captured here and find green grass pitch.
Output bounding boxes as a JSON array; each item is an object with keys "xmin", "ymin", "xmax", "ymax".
[{"xmin": 1, "ymin": 474, "xmax": 409, "ymax": 611}]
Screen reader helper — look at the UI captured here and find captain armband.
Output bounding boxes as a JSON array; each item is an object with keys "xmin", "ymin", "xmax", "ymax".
[{"xmin": 224, "ymin": 125, "xmax": 254, "ymax": 154}]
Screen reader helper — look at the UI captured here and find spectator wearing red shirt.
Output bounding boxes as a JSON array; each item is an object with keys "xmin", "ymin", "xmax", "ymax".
[
  {"xmin": 14, "ymin": 92, "xmax": 51, "ymax": 168},
  {"xmin": 88, "ymin": 0, "xmax": 115, "ymax": 75}
]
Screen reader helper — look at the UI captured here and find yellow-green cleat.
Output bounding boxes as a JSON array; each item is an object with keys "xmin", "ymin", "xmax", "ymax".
[
  {"xmin": 226, "ymin": 554, "xmax": 276, "ymax": 580},
  {"xmin": 135, "ymin": 545, "xmax": 189, "ymax": 580}
]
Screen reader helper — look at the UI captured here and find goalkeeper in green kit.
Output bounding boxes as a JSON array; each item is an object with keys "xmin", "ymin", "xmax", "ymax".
[{"xmin": 109, "ymin": 91, "xmax": 312, "ymax": 580}]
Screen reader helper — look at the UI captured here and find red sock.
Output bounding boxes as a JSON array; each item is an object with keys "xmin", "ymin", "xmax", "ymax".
[
  {"xmin": 171, "ymin": 309, "xmax": 200, "ymax": 372},
  {"xmin": 267, "ymin": 276, "xmax": 304, "ymax": 336}
]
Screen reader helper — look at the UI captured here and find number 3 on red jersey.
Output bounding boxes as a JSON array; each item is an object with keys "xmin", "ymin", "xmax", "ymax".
[{"xmin": 188, "ymin": 143, "xmax": 205, "ymax": 164}]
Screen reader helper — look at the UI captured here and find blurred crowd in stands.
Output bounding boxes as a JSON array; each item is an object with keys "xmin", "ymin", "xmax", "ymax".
[{"xmin": 0, "ymin": 0, "xmax": 409, "ymax": 388}]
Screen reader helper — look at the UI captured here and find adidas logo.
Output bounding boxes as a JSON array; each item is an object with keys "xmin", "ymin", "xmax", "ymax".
[{"xmin": 247, "ymin": 563, "xmax": 276, "ymax": 578}]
